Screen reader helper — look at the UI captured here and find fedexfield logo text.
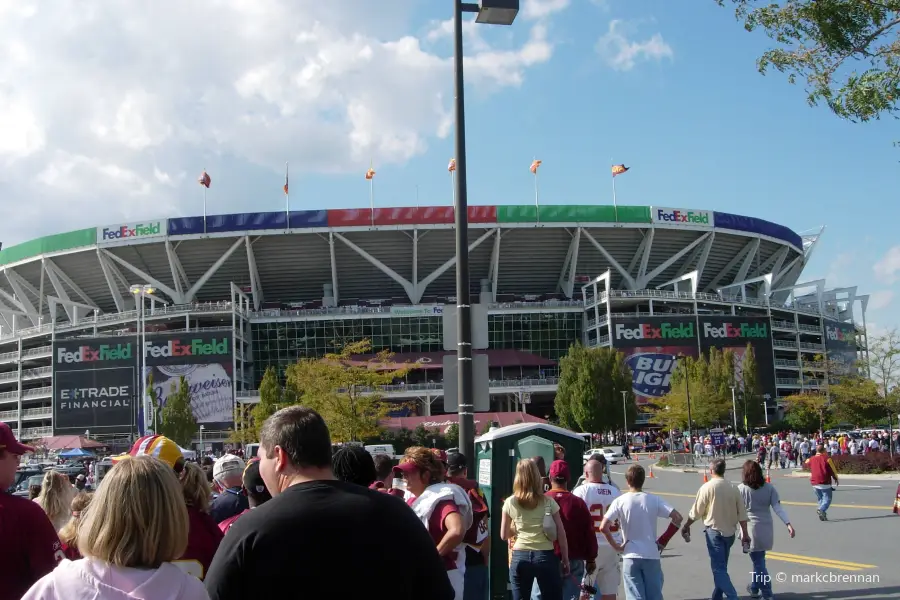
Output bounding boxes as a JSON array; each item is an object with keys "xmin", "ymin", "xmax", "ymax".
[
  {"xmin": 655, "ymin": 209, "xmax": 711, "ymax": 225},
  {"xmin": 144, "ymin": 338, "xmax": 230, "ymax": 358},
  {"xmin": 615, "ymin": 322, "xmax": 694, "ymax": 341},
  {"xmin": 826, "ymin": 326, "xmax": 854, "ymax": 342},
  {"xmin": 703, "ymin": 322, "xmax": 768, "ymax": 339},
  {"xmin": 57, "ymin": 344, "xmax": 133, "ymax": 363},
  {"xmin": 101, "ymin": 222, "xmax": 162, "ymax": 241}
]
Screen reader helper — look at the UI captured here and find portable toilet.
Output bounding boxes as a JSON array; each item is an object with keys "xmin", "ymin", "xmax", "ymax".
[{"xmin": 473, "ymin": 422, "xmax": 586, "ymax": 600}]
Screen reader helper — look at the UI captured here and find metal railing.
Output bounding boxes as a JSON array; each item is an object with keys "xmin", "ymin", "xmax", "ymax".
[
  {"xmin": 774, "ymin": 359, "xmax": 799, "ymax": 368},
  {"xmin": 0, "ymin": 386, "xmax": 52, "ymax": 401},
  {"xmin": 799, "ymin": 342, "xmax": 824, "ymax": 351},
  {"xmin": 0, "ymin": 407, "xmax": 53, "ymax": 421},
  {"xmin": 773, "ymin": 340, "xmax": 798, "ymax": 349},
  {"xmin": 21, "ymin": 426, "xmax": 51, "ymax": 439},
  {"xmin": 798, "ymin": 324, "xmax": 821, "ymax": 334},
  {"xmin": 252, "ymin": 299, "xmax": 583, "ymax": 320},
  {"xmin": 236, "ymin": 376, "xmax": 560, "ymax": 399},
  {"xmin": 772, "ymin": 320, "xmax": 795, "ymax": 329}
]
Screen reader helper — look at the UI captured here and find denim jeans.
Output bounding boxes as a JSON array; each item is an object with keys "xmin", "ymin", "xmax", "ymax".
[
  {"xmin": 464, "ymin": 562, "xmax": 488, "ymax": 600},
  {"xmin": 814, "ymin": 487, "xmax": 833, "ymax": 512},
  {"xmin": 621, "ymin": 558, "xmax": 663, "ymax": 600},
  {"xmin": 533, "ymin": 559, "xmax": 584, "ymax": 600},
  {"xmin": 748, "ymin": 550, "xmax": 773, "ymax": 599},
  {"xmin": 704, "ymin": 528, "xmax": 739, "ymax": 600},
  {"xmin": 511, "ymin": 550, "xmax": 562, "ymax": 600}
]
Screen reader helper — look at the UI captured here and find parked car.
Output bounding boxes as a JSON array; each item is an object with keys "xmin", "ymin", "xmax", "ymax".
[
  {"xmin": 582, "ymin": 447, "xmax": 623, "ymax": 465},
  {"xmin": 8, "ymin": 466, "xmax": 44, "ymax": 496}
]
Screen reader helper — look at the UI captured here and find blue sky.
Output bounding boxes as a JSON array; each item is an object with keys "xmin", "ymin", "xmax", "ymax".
[{"xmin": 0, "ymin": 0, "xmax": 895, "ymax": 329}]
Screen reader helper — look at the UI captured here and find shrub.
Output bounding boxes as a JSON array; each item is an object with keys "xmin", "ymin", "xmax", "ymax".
[
  {"xmin": 656, "ymin": 455, "xmax": 670, "ymax": 468},
  {"xmin": 801, "ymin": 453, "xmax": 900, "ymax": 475}
]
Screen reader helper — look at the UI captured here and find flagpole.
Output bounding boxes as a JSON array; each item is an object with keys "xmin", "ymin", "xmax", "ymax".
[
  {"xmin": 611, "ymin": 161, "xmax": 619, "ymax": 223},
  {"xmin": 285, "ymin": 162, "xmax": 290, "ymax": 229},
  {"xmin": 415, "ymin": 185, "xmax": 419, "ymax": 209},
  {"xmin": 533, "ymin": 158, "xmax": 540, "ymax": 224},
  {"xmin": 369, "ymin": 177, "xmax": 375, "ymax": 227},
  {"xmin": 203, "ymin": 170, "xmax": 207, "ymax": 234}
]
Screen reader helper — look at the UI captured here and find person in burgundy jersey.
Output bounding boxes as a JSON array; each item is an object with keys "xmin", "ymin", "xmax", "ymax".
[
  {"xmin": 446, "ymin": 453, "xmax": 491, "ymax": 600},
  {"xmin": 395, "ymin": 446, "xmax": 474, "ymax": 600},
  {"xmin": 370, "ymin": 453, "xmax": 406, "ymax": 497},
  {"xmin": 113, "ymin": 434, "xmax": 223, "ymax": 580},
  {"xmin": 0, "ymin": 422, "xmax": 63, "ymax": 600},
  {"xmin": 545, "ymin": 460, "xmax": 598, "ymax": 600},
  {"xmin": 218, "ymin": 458, "xmax": 271, "ymax": 534}
]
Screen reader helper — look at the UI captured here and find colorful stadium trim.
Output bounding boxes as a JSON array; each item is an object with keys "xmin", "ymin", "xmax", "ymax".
[{"xmin": 0, "ymin": 205, "xmax": 803, "ymax": 267}]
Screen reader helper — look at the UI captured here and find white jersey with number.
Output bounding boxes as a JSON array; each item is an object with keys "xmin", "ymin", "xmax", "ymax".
[{"xmin": 572, "ymin": 481, "xmax": 622, "ymax": 547}]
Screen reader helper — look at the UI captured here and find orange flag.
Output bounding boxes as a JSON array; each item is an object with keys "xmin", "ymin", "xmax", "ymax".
[
  {"xmin": 448, "ymin": 159, "xmax": 456, "ymax": 173},
  {"xmin": 530, "ymin": 159, "xmax": 542, "ymax": 174},
  {"xmin": 365, "ymin": 168, "xmax": 376, "ymax": 180},
  {"xmin": 198, "ymin": 170, "xmax": 211, "ymax": 188},
  {"xmin": 612, "ymin": 164, "xmax": 629, "ymax": 177}
]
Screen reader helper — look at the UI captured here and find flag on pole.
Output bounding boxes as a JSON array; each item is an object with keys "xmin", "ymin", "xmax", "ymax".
[
  {"xmin": 448, "ymin": 158, "xmax": 456, "ymax": 173},
  {"xmin": 283, "ymin": 164, "xmax": 289, "ymax": 195},
  {"xmin": 365, "ymin": 167, "xmax": 376, "ymax": 180},
  {"xmin": 612, "ymin": 164, "xmax": 629, "ymax": 177},
  {"xmin": 198, "ymin": 170, "xmax": 211, "ymax": 188},
  {"xmin": 530, "ymin": 159, "xmax": 542, "ymax": 174}
]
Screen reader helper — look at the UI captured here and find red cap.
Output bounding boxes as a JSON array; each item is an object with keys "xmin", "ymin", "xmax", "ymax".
[
  {"xmin": 431, "ymin": 449, "xmax": 448, "ymax": 464},
  {"xmin": 392, "ymin": 461, "xmax": 419, "ymax": 477},
  {"xmin": 549, "ymin": 459, "xmax": 569, "ymax": 481},
  {"xmin": 0, "ymin": 422, "xmax": 35, "ymax": 455}
]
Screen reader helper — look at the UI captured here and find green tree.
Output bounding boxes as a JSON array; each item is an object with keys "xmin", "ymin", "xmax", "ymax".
[
  {"xmin": 740, "ymin": 344, "xmax": 764, "ymax": 428},
  {"xmin": 158, "ymin": 376, "xmax": 198, "ymax": 448},
  {"xmin": 250, "ymin": 367, "xmax": 283, "ymax": 437},
  {"xmin": 650, "ymin": 352, "xmax": 735, "ymax": 431},
  {"xmin": 444, "ymin": 423, "xmax": 460, "ymax": 449},
  {"xmin": 782, "ymin": 391, "xmax": 831, "ymax": 433},
  {"xmin": 718, "ymin": 0, "xmax": 900, "ymax": 123},
  {"xmin": 554, "ymin": 344, "xmax": 635, "ymax": 434},
  {"xmin": 862, "ymin": 329, "xmax": 900, "ymax": 426},
  {"xmin": 285, "ymin": 340, "xmax": 414, "ymax": 442}
]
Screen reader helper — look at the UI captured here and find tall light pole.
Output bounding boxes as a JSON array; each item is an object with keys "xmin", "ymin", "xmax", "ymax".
[
  {"xmin": 453, "ymin": 0, "xmax": 519, "ymax": 463},
  {"xmin": 621, "ymin": 390, "xmax": 629, "ymax": 444},
  {"xmin": 730, "ymin": 385, "xmax": 738, "ymax": 433},
  {"xmin": 199, "ymin": 424, "xmax": 205, "ymax": 453},
  {"xmin": 762, "ymin": 393, "xmax": 771, "ymax": 427},
  {"xmin": 130, "ymin": 284, "xmax": 155, "ymax": 436}
]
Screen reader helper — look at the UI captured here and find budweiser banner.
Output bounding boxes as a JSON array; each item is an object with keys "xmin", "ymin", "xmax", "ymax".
[
  {"xmin": 52, "ymin": 337, "xmax": 138, "ymax": 434},
  {"xmin": 698, "ymin": 316, "xmax": 776, "ymax": 402},
  {"xmin": 610, "ymin": 317, "xmax": 699, "ymax": 405},
  {"xmin": 143, "ymin": 332, "xmax": 234, "ymax": 426}
]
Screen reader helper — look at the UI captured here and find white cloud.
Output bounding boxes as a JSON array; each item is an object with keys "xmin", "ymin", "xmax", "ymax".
[
  {"xmin": 0, "ymin": 1, "xmax": 565, "ymax": 245},
  {"xmin": 596, "ymin": 20, "xmax": 673, "ymax": 72},
  {"xmin": 874, "ymin": 246, "xmax": 900, "ymax": 283},
  {"xmin": 869, "ymin": 290, "xmax": 895, "ymax": 311}
]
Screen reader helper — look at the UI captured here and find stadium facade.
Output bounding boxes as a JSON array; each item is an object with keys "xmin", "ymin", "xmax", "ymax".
[{"xmin": 0, "ymin": 204, "xmax": 867, "ymax": 448}]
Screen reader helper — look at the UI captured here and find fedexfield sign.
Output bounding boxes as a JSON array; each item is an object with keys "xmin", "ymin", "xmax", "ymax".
[
  {"xmin": 651, "ymin": 207, "xmax": 714, "ymax": 228},
  {"xmin": 143, "ymin": 337, "xmax": 230, "ymax": 358},
  {"xmin": 614, "ymin": 321, "xmax": 695, "ymax": 341},
  {"xmin": 702, "ymin": 321, "xmax": 768, "ymax": 340},
  {"xmin": 56, "ymin": 342, "xmax": 134, "ymax": 364},
  {"xmin": 390, "ymin": 305, "xmax": 444, "ymax": 317},
  {"xmin": 97, "ymin": 220, "xmax": 167, "ymax": 244}
]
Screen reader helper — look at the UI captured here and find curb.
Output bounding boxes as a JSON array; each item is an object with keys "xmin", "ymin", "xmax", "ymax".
[{"xmin": 786, "ymin": 470, "xmax": 900, "ymax": 481}]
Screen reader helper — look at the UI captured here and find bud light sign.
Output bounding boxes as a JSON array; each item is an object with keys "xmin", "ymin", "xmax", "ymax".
[{"xmin": 625, "ymin": 352, "xmax": 679, "ymax": 399}]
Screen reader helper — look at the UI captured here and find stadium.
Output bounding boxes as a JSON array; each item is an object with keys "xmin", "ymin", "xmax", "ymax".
[{"xmin": 0, "ymin": 203, "xmax": 868, "ymax": 450}]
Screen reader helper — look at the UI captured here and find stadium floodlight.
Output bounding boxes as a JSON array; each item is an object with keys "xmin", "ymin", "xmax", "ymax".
[
  {"xmin": 129, "ymin": 284, "xmax": 155, "ymax": 435},
  {"xmin": 453, "ymin": 0, "xmax": 518, "ymax": 466}
]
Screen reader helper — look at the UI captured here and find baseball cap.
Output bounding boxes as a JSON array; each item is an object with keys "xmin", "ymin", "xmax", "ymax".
[
  {"xmin": 0, "ymin": 422, "xmax": 34, "ymax": 455},
  {"xmin": 113, "ymin": 434, "xmax": 184, "ymax": 470},
  {"xmin": 392, "ymin": 461, "xmax": 419, "ymax": 476},
  {"xmin": 242, "ymin": 458, "xmax": 271, "ymax": 501},
  {"xmin": 447, "ymin": 452, "xmax": 466, "ymax": 471},
  {"xmin": 213, "ymin": 454, "xmax": 246, "ymax": 482},
  {"xmin": 431, "ymin": 449, "xmax": 448, "ymax": 464},
  {"xmin": 549, "ymin": 460, "xmax": 570, "ymax": 481}
]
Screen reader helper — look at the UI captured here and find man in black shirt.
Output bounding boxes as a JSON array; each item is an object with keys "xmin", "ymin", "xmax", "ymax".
[{"xmin": 204, "ymin": 406, "xmax": 454, "ymax": 600}]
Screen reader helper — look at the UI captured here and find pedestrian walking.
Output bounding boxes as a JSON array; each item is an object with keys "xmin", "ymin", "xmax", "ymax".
[
  {"xmin": 681, "ymin": 458, "xmax": 750, "ymax": 600},
  {"xmin": 547, "ymin": 460, "xmax": 598, "ymax": 600},
  {"xmin": 598, "ymin": 464, "xmax": 682, "ymax": 600},
  {"xmin": 806, "ymin": 444, "xmax": 839, "ymax": 521},
  {"xmin": 737, "ymin": 460, "xmax": 795, "ymax": 599}
]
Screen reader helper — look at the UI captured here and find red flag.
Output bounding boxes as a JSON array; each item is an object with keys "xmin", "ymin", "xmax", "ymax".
[
  {"xmin": 198, "ymin": 170, "xmax": 211, "ymax": 188},
  {"xmin": 365, "ymin": 168, "xmax": 375, "ymax": 180}
]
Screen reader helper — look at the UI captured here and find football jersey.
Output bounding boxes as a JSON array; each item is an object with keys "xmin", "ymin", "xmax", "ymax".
[
  {"xmin": 572, "ymin": 481, "xmax": 622, "ymax": 547},
  {"xmin": 173, "ymin": 506, "xmax": 224, "ymax": 580}
]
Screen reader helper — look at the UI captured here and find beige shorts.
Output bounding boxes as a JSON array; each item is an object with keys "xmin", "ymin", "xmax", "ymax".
[{"xmin": 593, "ymin": 545, "xmax": 621, "ymax": 595}]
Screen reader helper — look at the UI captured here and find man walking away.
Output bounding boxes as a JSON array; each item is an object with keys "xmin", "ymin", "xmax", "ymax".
[
  {"xmin": 204, "ymin": 406, "xmax": 454, "ymax": 600},
  {"xmin": 572, "ymin": 460, "xmax": 618, "ymax": 600},
  {"xmin": 547, "ymin": 460, "xmax": 597, "ymax": 600},
  {"xmin": 806, "ymin": 444, "xmax": 839, "ymax": 521},
  {"xmin": 681, "ymin": 458, "xmax": 750, "ymax": 600},
  {"xmin": 599, "ymin": 465, "xmax": 682, "ymax": 600}
]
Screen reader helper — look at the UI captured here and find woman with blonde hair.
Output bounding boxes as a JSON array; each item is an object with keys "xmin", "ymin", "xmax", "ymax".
[
  {"xmin": 58, "ymin": 492, "xmax": 93, "ymax": 560},
  {"xmin": 393, "ymin": 446, "xmax": 474, "ymax": 600},
  {"xmin": 500, "ymin": 458, "xmax": 569, "ymax": 600},
  {"xmin": 34, "ymin": 470, "xmax": 76, "ymax": 531},
  {"xmin": 21, "ymin": 455, "xmax": 209, "ymax": 599}
]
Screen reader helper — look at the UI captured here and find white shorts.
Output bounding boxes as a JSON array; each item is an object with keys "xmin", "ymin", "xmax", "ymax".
[{"xmin": 594, "ymin": 545, "xmax": 621, "ymax": 596}]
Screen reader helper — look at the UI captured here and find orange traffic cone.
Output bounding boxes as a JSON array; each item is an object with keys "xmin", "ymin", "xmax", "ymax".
[
  {"xmin": 702, "ymin": 470, "xmax": 709, "ymax": 483},
  {"xmin": 648, "ymin": 465, "xmax": 656, "ymax": 478},
  {"xmin": 766, "ymin": 470, "xmax": 772, "ymax": 483}
]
